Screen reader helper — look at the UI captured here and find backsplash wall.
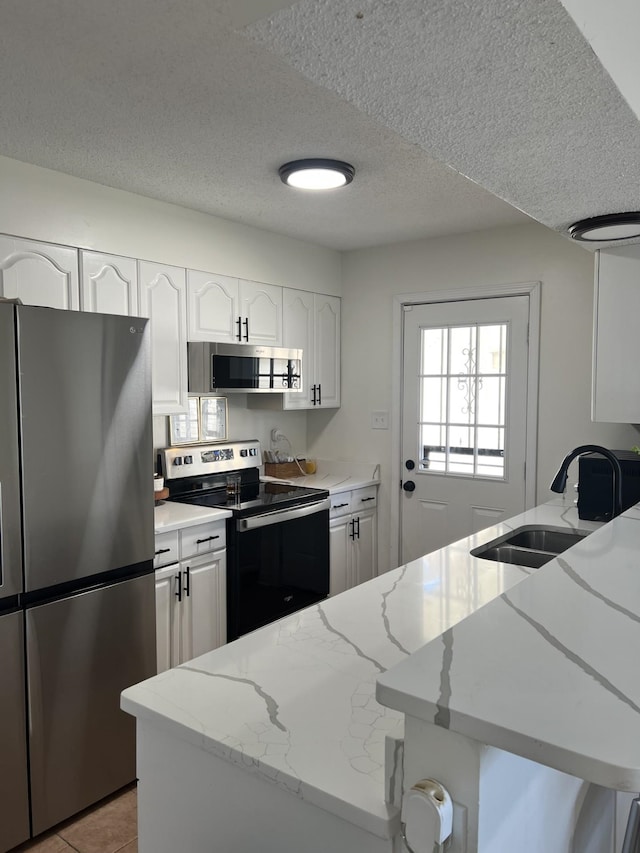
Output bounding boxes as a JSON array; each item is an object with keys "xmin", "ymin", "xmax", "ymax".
[{"xmin": 153, "ymin": 398, "xmax": 308, "ymax": 462}]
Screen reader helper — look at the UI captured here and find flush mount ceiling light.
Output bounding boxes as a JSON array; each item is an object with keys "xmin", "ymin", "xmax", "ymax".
[
  {"xmin": 568, "ymin": 212, "xmax": 640, "ymax": 242},
  {"xmin": 278, "ymin": 158, "xmax": 355, "ymax": 190}
]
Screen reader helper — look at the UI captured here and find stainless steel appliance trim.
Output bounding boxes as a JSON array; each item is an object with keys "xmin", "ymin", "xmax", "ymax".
[
  {"xmin": 189, "ymin": 342, "xmax": 303, "ymax": 360},
  {"xmin": 236, "ymin": 497, "xmax": 330, "ymax": 532}
]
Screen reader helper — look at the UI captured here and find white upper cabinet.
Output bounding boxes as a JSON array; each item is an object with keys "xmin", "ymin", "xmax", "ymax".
[
  {"xmin": 187, "ymin": 271, "xmax": 239, "ymax": 342},
  {"xmin": 80, "ymin": 251, "xmax": 138, "ymax": 316},
  {"xmin": 592, "ymin": 245, "xmax": 640, "ymax": 423},
  {"xmin": 187, "ymin": 271, "xmax": 281, "ymax": 345},
  {"xmin": 0, "ymin": 237, "xmax": 79, "ymax": 309},
  {"xmin": 239, "ymin": 280, "xmax": 282, "ymax": 345},
  {"xmin": 138, "ymin": 260, "xmax": 188, "ymax": 416},
  {"xmin": 282, "ymin": 290, "xmax": 340, "ymax": 410},
  {"xmin": 314, "ymin": 294, "xmax": 340, "ymax": 409}
]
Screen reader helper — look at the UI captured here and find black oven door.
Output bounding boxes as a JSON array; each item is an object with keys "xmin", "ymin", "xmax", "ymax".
[{"xmin": 227, "ymin": 500, "xmax": 330, "ymax": 641}]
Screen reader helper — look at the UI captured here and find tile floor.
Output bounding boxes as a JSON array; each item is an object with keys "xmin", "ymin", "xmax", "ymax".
[{"xmin": 12, "ymin": 784, "xmax": 137, "ymax": 853}]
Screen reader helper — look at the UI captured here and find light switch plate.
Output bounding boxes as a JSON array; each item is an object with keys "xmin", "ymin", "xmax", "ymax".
[{"xmin": 371, "ymin": 411, "xmax": 389, "ymax": 429}]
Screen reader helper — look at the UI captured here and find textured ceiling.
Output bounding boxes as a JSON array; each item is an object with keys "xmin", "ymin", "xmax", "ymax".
[
  {"xmin": 0, "ymin": 0, "xmax": 637, "ymax": 251},
  {"xmin": 248, "ymin": 0, "xmax": 640, "ymax": 251}
]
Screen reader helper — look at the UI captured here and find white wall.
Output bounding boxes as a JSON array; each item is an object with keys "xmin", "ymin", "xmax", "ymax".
[
  {"xmin": 0, "ymin": 155, "xmax": 340, "ymax": 454},
  {"xmin": 0, "ymin": 156, "xmax": 341, "ymax": 294},
  {"xmin": 308, "ymin": 222, "xmax": 640, "ymax": 571}
]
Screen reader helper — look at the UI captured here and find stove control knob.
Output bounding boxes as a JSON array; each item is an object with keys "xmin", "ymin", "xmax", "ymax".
[
  {"xmin": 184, "ymin": 455, "xmax": 193, "ymax": 464},
  {"xmin": 174, "ymin": 457, "xmax": 183, "ymax": 466},
  {"xmin": 240, "ymin": 449, "xmax": 248, "ymax": 457},
  {"xmin": 250, "ymin": 448, "xmax": 257, "ymax": 456}
]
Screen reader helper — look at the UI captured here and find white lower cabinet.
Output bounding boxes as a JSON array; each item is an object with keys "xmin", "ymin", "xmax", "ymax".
[
  {"xmin": 329, "ymin": 487, "xmax": 377, "ymax": 596},
  {"xmin": 154, "ymin": 520, "xmax": 227, "ymax": 672}
]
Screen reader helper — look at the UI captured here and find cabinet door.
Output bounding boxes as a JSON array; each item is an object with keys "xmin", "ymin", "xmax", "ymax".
[
  {"xmin": 239, "ymin": 280, "xmax": 282, "ymax": 345},
  {"xmin": 353, "ymin": 509, "xmax": 377, "ymax": 586},
  {"xmin": 80, "ymin": 251, "xmax": 138, "ymax": 316},
  {"xmin": 187, "ymin": 270, "xmax": 239, "ymax": 342},
  {"xmin": 0, "ymin": 237, "xmax": 79, "ymax": 309},
  {"xmin": 155, "ymin": 564, "xmax": 181, "ymax": 673},
  {"xmin": 315, "ymin": 294, "xmax": 340, "ymax": 408},
  {"xmin": 329, "ymin": 517, "xmax": 352, "ymax": 596},
  {"xmin": 138, "ymin": 261, "xmax": 188, "ymax": 415},
  {"xmin": 180, "ymin": 551, "xmax": 226, "ymax": 663},
  {"xmin": 282, "ymin": 288, "xmax": 315, "ymax": 410},
  {"xmin": 592, "ymin": 247, "xmax": 640, "ymax": 422}
]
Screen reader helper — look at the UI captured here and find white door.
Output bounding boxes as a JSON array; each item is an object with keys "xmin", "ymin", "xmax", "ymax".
[
  {"xmin": 138, "ymin": 260, "xmax": 187, "ymax": 415},
  {"xmin": 0, "ymin": 237, "xmax": 79, "ymax": 309},
  {"xmin": 80, "ymin": 251, "xmax": 138, "ymax": 316},
  {"xmin": 401, "ymin": 295, "xmax": 531, "ymax": 563},
  {"xmin": 187, "ymin": 270, "xmax": 239, "ymax": 342},
  {"xmin": 314, "ymin": 294, "xmax": 341, "ymax": 408},
  {"xmin": 282, "ymin": 288, "xmax": 315, "ymax": 409},
  {"xmin": 239, "ymin": 280, "xmax": 282, "ymax": 345},
  {"xmin": 180, "ymin": 552, "xmax": 226, "ymax": 663}
]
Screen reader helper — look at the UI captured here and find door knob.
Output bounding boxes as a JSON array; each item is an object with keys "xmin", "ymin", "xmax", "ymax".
[
  {"xmin": 403, "ymin": 480, "xmax": 416, "ymax": 492},
  {"xmin": 405, "ymin": 459, "xmax": 415, "ymax": 470}
]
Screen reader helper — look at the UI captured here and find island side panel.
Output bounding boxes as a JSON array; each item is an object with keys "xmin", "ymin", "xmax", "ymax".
[
  {"xmin": 136, "ymin": 720, "xmax": 395, "ymax": 853},
  {"xmin": 402, "ymin": 716, "xmax": 615, "ymax": 853}
]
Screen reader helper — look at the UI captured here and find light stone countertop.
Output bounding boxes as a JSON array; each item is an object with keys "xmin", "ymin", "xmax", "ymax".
[
  {"xmin": 260, "ymin": 458, "xmax": 380, "ymax": 493},
  {"xmin": 154, "ymin": 501, "xmax": 232, "ymax": 533},
  {"xmin": 123, "ymin": 497, "xmax": 593, "ymax": 839},
  {"xmin": 377, "ymin": 499, "xmax": 640, "ymax": 791}
]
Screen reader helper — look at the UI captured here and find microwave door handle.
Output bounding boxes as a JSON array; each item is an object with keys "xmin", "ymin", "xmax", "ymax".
[{"xmin": 237, "ymin": 498, "xmax": 330, "ymax": 532}]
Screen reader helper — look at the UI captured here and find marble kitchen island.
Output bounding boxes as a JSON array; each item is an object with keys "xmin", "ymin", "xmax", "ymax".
[
  {"xmin": 378, "ymin": 500, "xmax": 640, "ymax": 853},
  {"xmin": 122, "ymin": 497, "xmax": 608, "ymax": 853}
]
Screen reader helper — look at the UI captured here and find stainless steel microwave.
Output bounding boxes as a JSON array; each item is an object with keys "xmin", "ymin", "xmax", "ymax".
[{"xmin": 188, "ymin": 342, "xmax": 303, "ymax": 393}]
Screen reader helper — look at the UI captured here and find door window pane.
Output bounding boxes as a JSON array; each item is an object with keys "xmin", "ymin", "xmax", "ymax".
[{"xmin": 418, "ymin": 322, "xmax": 508, "ymax": 478}]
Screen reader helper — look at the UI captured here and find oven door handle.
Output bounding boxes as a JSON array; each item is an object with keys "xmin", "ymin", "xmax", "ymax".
[{"xmin": 236, "ymin": 498, "xmax": 330, "ymax": 532}]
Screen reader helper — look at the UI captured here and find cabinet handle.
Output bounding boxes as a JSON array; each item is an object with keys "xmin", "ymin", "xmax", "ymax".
[
  {"xmin": 184, "ymin": 566, "xmax": 190, "ymax": 597},
  {"xmin": 175, "ymin": 570, "xmax": 182, "ymax": 603},
  {"xmin": 333, "ymin": 503, "xmax": 349, "ymax": 509},
  {"xmin": 317, "ymin": 383, "xmax": 322, "ymax": 406},
  {"xmin": 311, "ymin": 384, "xmax": 317, "ymax": 406},
  {"xmin": 360, "ymin": 497, "xmax": 375, "ymax": 502},
  {"xmin": 236, "ymin": 316, "xmax": 242, "ymax": 341},
  {"xmin": 243, "ymin": 317, "xmax": 249, "ymax": 342},
  {"xmin": 354, "ymin": 516, "xmax": 360, "ymax": 539},
  {"xmin": 155, "ymin": 547, "xmax": 171, "ymax": 555},
  {"xmin": 349, "ymin": 519, "xmax": 356, "ymax": 540},
  {"xmin": 196, "ymin": 535, "xmax": 220, "ymax": 544}
]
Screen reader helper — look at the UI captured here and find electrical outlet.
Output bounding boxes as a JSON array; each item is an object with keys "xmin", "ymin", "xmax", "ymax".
[{"xmin": 371, "ymin": 411, "xmax": 389, "ymax": 430}]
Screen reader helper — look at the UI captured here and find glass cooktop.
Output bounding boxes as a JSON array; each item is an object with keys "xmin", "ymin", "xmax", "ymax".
[{"xmin": 171, "ymin": 480, "xmax": 329, "ymax": 518}]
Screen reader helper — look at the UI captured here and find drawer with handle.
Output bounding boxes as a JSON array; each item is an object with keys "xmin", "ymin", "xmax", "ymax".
[
  {"xmin": 352, "ymin": 485, "xmax": 377, "ymax": 511},
  {"xmin": 180, "ymin": 520, "xmax": 227, "ymax": 558},
  {"xmin": 330, "ymin": 491, "xmax": 353, "ymax": 518},
  {"xmin": 154, "ymin": 530, "xmax": 179, "ymax": 569}
]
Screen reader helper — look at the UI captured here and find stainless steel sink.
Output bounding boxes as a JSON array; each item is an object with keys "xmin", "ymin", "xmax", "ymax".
[{"xmin": 471, "ymin": 525, "xmax": 591, "ymax": 569}]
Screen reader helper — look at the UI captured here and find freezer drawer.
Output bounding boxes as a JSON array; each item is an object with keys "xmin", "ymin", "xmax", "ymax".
[
  {"xmin": 0, "ymin": 610, "xmax": 30, "ymax": 853},
  {"xmin": 26, "ymin": 572, "xmax": 156, "ymax": 835}
]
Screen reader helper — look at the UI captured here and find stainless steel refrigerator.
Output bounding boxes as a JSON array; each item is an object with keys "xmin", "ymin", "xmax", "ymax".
[{"xmin": 0, "ymin": 303, "xmax": 156, "ymax": 851}]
